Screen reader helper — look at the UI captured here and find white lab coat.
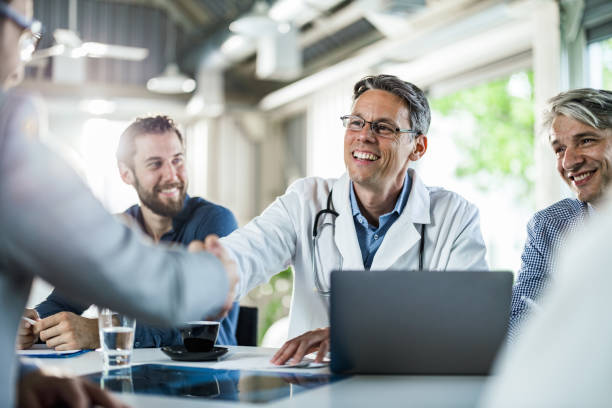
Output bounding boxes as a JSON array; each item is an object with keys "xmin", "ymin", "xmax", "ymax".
[{"xmin": 222, "ymin": 168, "xmax": 488, "ymax": 339}]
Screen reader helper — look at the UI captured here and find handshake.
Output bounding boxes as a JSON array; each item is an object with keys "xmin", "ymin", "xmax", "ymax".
[
  {"xmin": 18, "ymin": 235, "xmax": 239, "ymax": 351},
  {"xmin": 187, "ymin": 234, "xmax": 239, "ymax": 318}
]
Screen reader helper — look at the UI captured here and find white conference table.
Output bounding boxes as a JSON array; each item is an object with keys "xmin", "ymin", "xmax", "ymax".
[{"xmin": 30, "ymin": 346, "xmax": 487, "ymax": 407}]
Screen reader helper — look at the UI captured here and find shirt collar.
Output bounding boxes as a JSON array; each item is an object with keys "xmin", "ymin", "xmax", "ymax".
[
  {"xmin": 349, "ymin": 172, "xmax": 411, "ymax": 219},
  {"xmin": 587, "ymin": 202, "xmax": 596, "ymax": 217},
  {"xmin": 349, "ymin": 183, "xmax": 361, "ymax": 217}
]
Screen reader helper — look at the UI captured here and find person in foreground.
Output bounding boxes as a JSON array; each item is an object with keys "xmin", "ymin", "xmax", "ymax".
[
  {"xmin": 0, "ymin": 1, "xmax": 237, "ymax": 407},
  {"xmin": 219, "ymin": 74, "xmax": 488, "ymax": 365},
  {"xmin": 18, "ymin": 115, "xmax": 240, "ymax": 351},
  {"xmin": 508, "ymin": 88, "xmax": 612, "ymax": 340},
  {"xmin": 479, "ymin": 192, "xmax": 612, "ymax": 407}
]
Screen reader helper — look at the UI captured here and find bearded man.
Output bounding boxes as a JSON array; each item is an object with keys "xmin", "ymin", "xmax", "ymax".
[{"xmin": 19, "ymin": 115, "xmax": 239, "ymax": 350}]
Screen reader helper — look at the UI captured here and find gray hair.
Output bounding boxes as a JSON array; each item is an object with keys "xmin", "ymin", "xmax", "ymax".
[
  {"xmin": 353, "ymin": 74, "xmax": 431, "ymax": 135},
  {"xmin": 543, "ymin": 88, "xmax": 612, "ymax": 131}
]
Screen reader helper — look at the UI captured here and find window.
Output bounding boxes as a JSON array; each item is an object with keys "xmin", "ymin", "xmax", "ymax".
[
  {"xmin": 583, "ymin": 0, "xmax": 612, "ymax": 88},
  {"xmin": 425, "ymin": 70, "xmax": 535, "ymax": 271},
  {"xmin": 588, "ymin": 37, "xmax": 612, "ymax": 88},
  {"xmin": 81, "ymin": 118, "xmax": 136, "ymax": 213}
]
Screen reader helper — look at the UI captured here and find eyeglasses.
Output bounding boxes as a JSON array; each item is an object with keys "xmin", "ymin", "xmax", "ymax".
[
  {"xmin": 0, "ymin": 2, "xmax": 43, "ymax": 62},
  {"xmin": 340, "ymin": 115, "xmax": 417, "ymax": 139}
]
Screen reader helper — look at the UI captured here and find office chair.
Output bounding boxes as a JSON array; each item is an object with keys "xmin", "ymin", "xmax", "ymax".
[{"xmin": 236, "ymin": 306, "xmax": 258, "ymax": 346}]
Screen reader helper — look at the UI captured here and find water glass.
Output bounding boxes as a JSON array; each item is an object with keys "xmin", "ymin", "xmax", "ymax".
[{"xmin": 98, "ymin": 308, "xmax": 136, "ymax": 370}]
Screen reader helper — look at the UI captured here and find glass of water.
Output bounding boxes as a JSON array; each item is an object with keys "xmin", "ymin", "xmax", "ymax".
[{"xmin": 98, "ymin": 308, "xmax": 136, "ymax": 370}]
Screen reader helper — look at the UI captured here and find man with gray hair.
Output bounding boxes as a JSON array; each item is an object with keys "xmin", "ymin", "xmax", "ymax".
[
  {"xmin": 509, "ymin": 88, "xmax": 612, "ymax": 340},
  {"xmin": 217, "ymin": 74, "xmax": 488, "ymax": 365}
]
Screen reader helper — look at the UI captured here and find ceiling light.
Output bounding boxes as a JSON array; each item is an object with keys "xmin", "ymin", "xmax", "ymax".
[
  {"xmin": 269, "ymin": 0, "xmax": 303, "ymax": 22},
  {"xmin": 80, "ymin": 42, "xmax": 149, "ymax": 61},
  {"xmin": 229, "ymin": 1, "xmax": 278, "ymax": 37},
  {"xmin": 147, "ymin": 63, "xmax": 196, "ymax": 94}
]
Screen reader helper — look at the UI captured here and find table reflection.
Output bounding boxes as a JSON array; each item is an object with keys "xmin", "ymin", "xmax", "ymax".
[
  {"xmin": 85, "ymin": 364, "xmax": 347, "ymax": 403},
  {"xmin": 100, "ymin": 367, "xmax": 134, "ymax": 394}
]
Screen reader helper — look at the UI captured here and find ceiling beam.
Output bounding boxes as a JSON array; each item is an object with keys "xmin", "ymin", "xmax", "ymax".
[
  {"xmin": 299, "ymin": 2, "xmax": 366, "ymax": 48},
  {"xmin": 259, "ymin": 0, "xmax": 520, "ymax": 110}
]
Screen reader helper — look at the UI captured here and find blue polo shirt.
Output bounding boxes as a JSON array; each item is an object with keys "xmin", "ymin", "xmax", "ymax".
[
  {"xmin": 350, "ymin": 172, "xmax": 411, "ymax": 269},
  {"xmin": 36, "ymin": 195, "xmax": 240, "ymax": 347}
]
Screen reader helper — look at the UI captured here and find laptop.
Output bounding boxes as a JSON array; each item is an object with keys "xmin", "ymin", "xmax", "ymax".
[{"xmin": 330, "ymin": 270, "xmax": 513, "ymax": 375}]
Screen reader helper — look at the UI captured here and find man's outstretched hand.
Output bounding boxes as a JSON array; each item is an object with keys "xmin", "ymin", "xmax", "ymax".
[{"xmin": 188, "ymin": 234, "xmax": 238, "ymax": 319}]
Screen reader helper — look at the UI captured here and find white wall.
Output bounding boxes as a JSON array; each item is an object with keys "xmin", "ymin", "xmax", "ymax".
[
  {"xmin": 205, "ymin": 115, "xmax": 258, "ymax": 226},
  {"xmin": 306, "ymin": 77, "xmax": 358, "ymax": 178}
]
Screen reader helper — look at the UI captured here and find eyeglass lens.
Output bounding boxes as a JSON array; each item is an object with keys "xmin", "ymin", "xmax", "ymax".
[{"xmin": 341, "ymin": 116, "xmax": 397, "ymax": 137}]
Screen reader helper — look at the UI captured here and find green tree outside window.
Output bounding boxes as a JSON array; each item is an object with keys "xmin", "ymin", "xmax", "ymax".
[
  {"xmin": 429, "ymin": 70, "xmax": 535, "ymax": 203},
  {"xmin": 600, "ymin": 37, "xmax": 612, "ymax": 90}
]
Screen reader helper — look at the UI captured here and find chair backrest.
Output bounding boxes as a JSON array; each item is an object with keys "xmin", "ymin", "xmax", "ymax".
[{"xmin": 236, "ymin": 306, "xmax": 258, "ymax": 346}]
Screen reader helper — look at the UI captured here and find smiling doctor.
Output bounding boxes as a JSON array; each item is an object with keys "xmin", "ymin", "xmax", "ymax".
[{"xmin": 220, "ymin": 74, "xmax": 489, "ymax": 365}]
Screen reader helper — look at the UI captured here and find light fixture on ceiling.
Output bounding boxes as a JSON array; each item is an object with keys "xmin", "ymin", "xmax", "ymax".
[
  {"xmin": 147, "ymin": 19, "xmax": 196, "ymax": 94},
  {"xmin": 268, "ymin": 0, "xmax": 301, "ymax": 22},
  {"xmin": 31, "ymin": 0, "xmax": 149, "ymax": 62},
  {"xmin": 229, "ymin": 1, "xmax": 278, "ymax": 36},
  {"xmin": 147, "ymin": 63, "xmax": 197, "ymax": 94},
  {"xmin": 357, "ymin": 0, "xmax": 427, "ymax": 38},
  {"xmin": 228, "ymin": 1, "xmax": 302, "ymax": 81}
]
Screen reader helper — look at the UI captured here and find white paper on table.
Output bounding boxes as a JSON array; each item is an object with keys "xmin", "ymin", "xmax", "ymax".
[
  {"xmin": 212, "ymin": 350, "xmax": 329, "ymax": 370},
  {"xmin": 18, "ymin": 344, "xmax": 82, "ymax": 356},
  {"xmin": 276, "ymin": 352, "xmax": 331, "ymax": 368},
  {"xmin": 273, "ymin": 361, "xmax": 329, "ymax": 369}
]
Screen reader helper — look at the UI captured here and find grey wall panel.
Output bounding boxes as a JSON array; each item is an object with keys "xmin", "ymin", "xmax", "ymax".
[{"xmin": 34, "ymin": 0, "xmax": 69, "ymax": 49}]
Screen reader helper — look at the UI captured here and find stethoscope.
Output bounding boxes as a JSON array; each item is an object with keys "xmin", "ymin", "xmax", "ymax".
[{"xmin": 311, "ymin": 190, "xmax": 426, "ymax": 297}]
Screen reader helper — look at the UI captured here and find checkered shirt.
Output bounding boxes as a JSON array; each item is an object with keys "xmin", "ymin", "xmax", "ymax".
[{"xmin": 508, "ymin": 198, "xmax": 588, "ymax": 341}]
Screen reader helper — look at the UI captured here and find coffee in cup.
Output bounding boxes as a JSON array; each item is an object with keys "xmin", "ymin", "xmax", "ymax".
[{"xmin": 180, "ymin": 321, "xmax": 220, "ymax": 352}]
